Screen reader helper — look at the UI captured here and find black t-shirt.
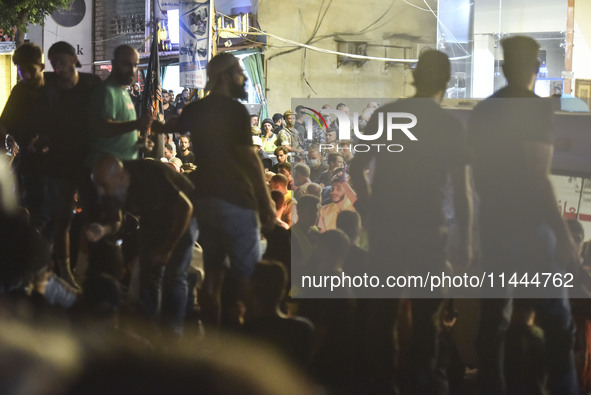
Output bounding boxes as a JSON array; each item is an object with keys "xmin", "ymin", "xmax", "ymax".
[
  {"xmin": 179, "ymin": 151, "xmax": 196, "ymax": 165},
  {"xmin": 163, "ymin": 103, "xmax": 177, "ymax": 121},
  {"xmin": 44, "ymin": 72, "xmax": 102, "ymax": 177},
  {"xmin": 468, "ymin": 86, "xmax": 553, "ymax": 230},
  {"xmin": 366, "ymin": 98, "xmax": 468, "ymax": 234},
  {"xmin": 0, "ymin": 82, "xmax": 48, "ymax": 174},
  {"xmin": 124, "ymin": 160, "xmax": 195, "ymax": 240},
  {"xmin": 179, "ymin": 94, "xmax": 256, "ymax": 209}
]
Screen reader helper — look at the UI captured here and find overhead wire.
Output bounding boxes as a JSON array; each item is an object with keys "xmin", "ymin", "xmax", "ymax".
[
  {"xmin": 218, "ymin": 27, "xmax": 470, "ymax": 63},
  {"xmin": 422, "ymin": 0, "xmax": 470, "ymax": 56}
]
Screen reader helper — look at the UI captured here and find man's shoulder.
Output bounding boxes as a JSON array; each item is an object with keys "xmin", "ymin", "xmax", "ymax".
[{"xmin": 78, "ymin": 73, "xmax": 102, "ymax": 88}]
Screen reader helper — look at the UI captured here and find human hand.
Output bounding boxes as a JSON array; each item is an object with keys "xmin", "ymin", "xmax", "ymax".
[
  {"xmin": 137, "ymin": 112, "xmax": 155, "ymax": 132},
  {"xmin": 86, "ymin": 223, "xmax": 107, "ymax": 242}
]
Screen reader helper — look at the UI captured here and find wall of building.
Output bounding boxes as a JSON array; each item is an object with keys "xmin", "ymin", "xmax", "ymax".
[
  {"xmin": 257, "ymin": 0, "xmax": 436, "ymax": 113},
  {"xmin": 0, "ymin": 54, "xmax": 17, "ymax": 112},
  {"xmin": 573, "ymin": 0, "xmax": 591, "ymax": 81}
]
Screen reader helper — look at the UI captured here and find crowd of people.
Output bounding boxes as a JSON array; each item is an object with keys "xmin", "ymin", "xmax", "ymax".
[{"xmin": 1, "ymin": 36, "xmax": 591, "ymax": 394}]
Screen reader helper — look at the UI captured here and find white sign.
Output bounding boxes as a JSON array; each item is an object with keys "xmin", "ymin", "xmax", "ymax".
[
  {"xmin": 43, "ymin": 0, "xmax": 92, "ymax": 73},
  {"xmin": 0, "ymin": 42, "xmax": 16, "ymax": 54},
  {"xmin": 179, "ymin": 0, "xmax": 210, "ymax": 89}
]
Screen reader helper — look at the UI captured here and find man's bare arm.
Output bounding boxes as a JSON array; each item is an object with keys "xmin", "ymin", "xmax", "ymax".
[
  {"xmin": 98, "ymin": 112, "xmax": 153, "ymax": 138},
  {"xmin": 449, "ymin": 164, "xmax": 474, "ymax": 269},
  {"xmin": 153, "ymin": 191, "xmax": 193, "ymax": 264},
  {"xmin": 524, "ymin": 141, "xmax": 579, "ymax": 266},
  {"xmin": 237, "ymin": 145, "xmax": 276, "ymax": 231}
]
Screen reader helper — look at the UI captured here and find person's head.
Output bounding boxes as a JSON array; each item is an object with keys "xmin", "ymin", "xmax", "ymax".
[
  {"xmin": 336, "ymin": 210, "xmax": 361, "ymax": 245},
  {"xmin": 296, "ymin": 195, "xmax": 321, "ymax": 227},
  {"xmin": 283, "ymin": 110, "xmax": 294, "ymax": 127},
  {"xmin": 111, "ymin": 45, "xmax": 139, "ymax": 86},
  {"xmin": 326, "ymin": 128, "xmax": 337, "ymax": 143},
  {"xmin": 252, "ymin": 135, "xmax": 263, "ymax": 153},
  {"xmin": 274, "ymin": 146, "xmax": 288, "ymax": 163},
  {"xmin": 294, "ymin": 105, "xmax": 306, "ymax": 122},
  {"xmin": 276, "ymin": 162, "xmax": 292, "ymax": 181},
  {"xmin": 182, "ymin": 88, "xmax": 190, "ymax": 101},
  {"xmin": 269, "ymin": 173, "xmax": 289, "ymax": 193},
  {"xmin": 336, "ymin": 103, "xmax": 349, "ymax": 116},
  {"xmin": 250, "ymin": 260, "xmax": 288, "ymax": 313},
  {"xmin": 48, "ymin": 41, "xmax": 81, "ymax": 84},
  {"xmin": 251, "ymin": 126, "xmax": 261, "ymax": 136},
  {"xmin": 272, "ymin": 113, "xmax": 283, "ymax": 126},
  {"xmin": 330, "ymin": 180, "xmax": 346, "ymax": 203},
  {"xmin": 307, "ymin": 145, "xmax": 322, "ymax": 168},
  {"xmin": 91, "ymin": 155, "xmax": 130, "ymax": 203},
  {"xmin": 250, "ymin": 114, "xmax": 259, "ymax": 126},
  {"xmin": 339, "ymin": 139, "xmax": 354, "ymax": 160},
  {"xmin": 306, "ymin": 183, "xmax": 322, "ymax": 198},
  {"xmin": 412, "ymin": 50, "xmax": 450, "ymax": 98},
  {"xmin": 501, "ymin": 36, "xmax": 540, "ymax": 89},
  {"xmin": 270, "ymin": 190, "xmax": 285, "ymax": 214},
  {"xmin": 261, "ymin": 118, "xmax": 274, "ymax": 135},
  {"xmin": 327, "ymin": 152, "xmax": 344, "ymax": 171},
  {"xmin": 180, "ymin": 136, "xmax": 191, "ymax": 152},
  {"xmin": 293, "ymin": 163, "xmax": 310, "ymax": 186},
  {"xmin": 367, "ymin": 101, "xmax": 379, "ymax": 110},
  {"xmin": 13, "ymin": 43, "xmax": 44, "ymax": 87},
  {"xmin": 163, "ymin": 91, "xmax": 171, "ymax": 103},
  {"xmin": 164, "ymin": 143, "xmax": 175, "ymax": 160},
  {"xmin": 131, "ymin": 82, "xmax": 140, "ymax": 93},
  {"xmin": 205, "ymin": 53, "xmax": 247, "ymax": 99}
]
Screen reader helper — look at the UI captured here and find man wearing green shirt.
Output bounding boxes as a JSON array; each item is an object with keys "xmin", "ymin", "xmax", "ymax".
[{"xmin": 87, "ymin": 45, "xmax": 153, "ymax": 166}]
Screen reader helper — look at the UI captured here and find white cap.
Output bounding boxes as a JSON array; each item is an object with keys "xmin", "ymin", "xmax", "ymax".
[{"xmin": 252, "ymin": 135, "xmax": 263, "ymax": 147}]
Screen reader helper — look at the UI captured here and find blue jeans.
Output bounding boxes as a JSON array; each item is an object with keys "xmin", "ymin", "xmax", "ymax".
[
  {"xmin": 476, "ymin": 221, "xmax": 577, "ymax": 395},
  {"xmin": 139, "ymin": 217, "xmax": 198, "ymax": 335},
  {"xmin": 195, "ymin": 197, "xmax": 260, "ymax": 278}
]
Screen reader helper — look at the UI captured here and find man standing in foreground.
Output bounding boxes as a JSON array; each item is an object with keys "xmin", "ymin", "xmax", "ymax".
[
  {"xmin": 158, "ymin": 53, "xmax": 275, "ymax": 327},
  {"xmin": 469, "ymin": 36, "xmax": 578, "ymax": 395},
  {"xmin": 350, "ymin": 50, "xmax": 472, "ymax": 393}
]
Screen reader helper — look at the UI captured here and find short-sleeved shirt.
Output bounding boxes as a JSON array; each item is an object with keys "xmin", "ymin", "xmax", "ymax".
[
  {"xmin": 87, "ymin": 80, "xmax": 139, "ymax": 165},
  {"xmin": 366, "ymin": 98, "xmax": 468, "ymax": 234},
  {"xmin": 468, "ymin": 86, "xmax": 553, "ymax": 230},
  {"xmin": 123, "ymin": 160, "xmax": 195, "ymax": 242},
  {"xmin": 178, "ymin": 94, "xmax": 257, "ymax": 210},
  {"xmin": 44, "ymin": 72, "xmax": 101, "ymax": 177}
]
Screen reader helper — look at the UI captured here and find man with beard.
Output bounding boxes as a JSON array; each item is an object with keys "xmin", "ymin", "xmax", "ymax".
[
  {"xmin": 178, "ymin": 135, "xmax": 195, "ymax": 165},
  {"xmin": 176, "ymin": 88, "xmax": 191, "ymax": 115},
  {"xmin": 162, "ymin": 90, "xmax": 177, "ymax": 121},
  {"xmin": 155, "ymin": 52, "xmax": 275, "ymax": 327},
  {"xmin": 317, "ymin": 176, "xmax": 357, "ymax": 232},
  {"xmin": 86, "ymin": 45, "xmax": 153, "ymax": 166},
  {"xmin": 87, "ymin": 155, "xmax": 197, "ymax": 338},
  {"xmin": 276, "ymin": 109, "xmax": 304, "ymax": 154},
  {"xmin": 41, "ymin": 41, "xmax": 102, "ymax": 286}
]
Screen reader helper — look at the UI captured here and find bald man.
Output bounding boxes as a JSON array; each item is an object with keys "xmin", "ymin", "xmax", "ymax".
[
  {"xmin": 86, "ymin": 45, "xmax": 153, "ymax": 166},
  {"xmin": 153, "ymin": 52, "xmax": 275, "ymax": 327},
  {"xmin": 87, "ymin": 155, "xmax": 197, "ymax": 337}
]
